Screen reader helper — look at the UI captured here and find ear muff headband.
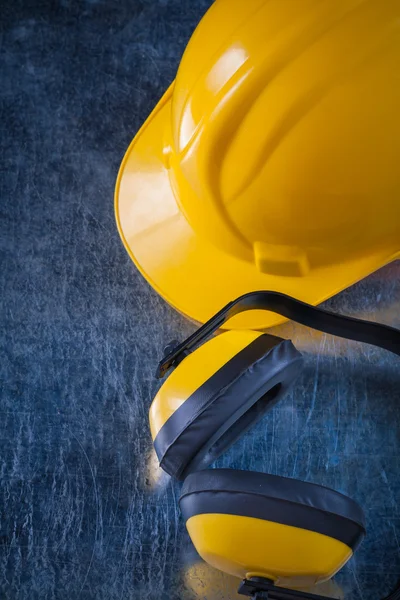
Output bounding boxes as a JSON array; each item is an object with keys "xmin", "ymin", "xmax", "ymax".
[{"xmin": 157, "ymin": 291, "xmax": 400, "ymax": 378}]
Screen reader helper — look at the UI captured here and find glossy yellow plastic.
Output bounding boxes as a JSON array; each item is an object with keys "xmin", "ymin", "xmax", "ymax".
[
  {"xmin": 116, "ymin": 0, "xmax": 400, "ymax": 329},
  {"xmin": 186, "ymin": 513, "xmax": 353, "ymax": 587},
  {"xmin": 149, "ymin": 330, "xmax": 263, "ymax": 439}
]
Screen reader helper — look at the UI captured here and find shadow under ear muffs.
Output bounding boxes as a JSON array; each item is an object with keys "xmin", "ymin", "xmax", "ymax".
[
  {"xmin": 179, "ymin": 469, "xmax": 365, "ymax": 588},
  {"xmin": 149, "ymin": 291, "xmax": 400, "ymax": 600}
]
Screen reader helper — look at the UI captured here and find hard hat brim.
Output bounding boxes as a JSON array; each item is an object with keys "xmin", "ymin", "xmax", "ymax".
[{"xmin": 115, "ymin": 85, "xmax": 398, "ymax": 330}]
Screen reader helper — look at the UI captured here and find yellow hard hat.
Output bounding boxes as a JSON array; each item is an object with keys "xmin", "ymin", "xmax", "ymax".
[{"xmin": 115, "ymin": 0, "xmax": 400, "ymax": 329}]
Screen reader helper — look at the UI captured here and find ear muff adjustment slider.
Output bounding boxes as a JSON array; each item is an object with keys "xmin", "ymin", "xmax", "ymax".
[{"xmin": 157, "ymin": 291, "xmax": 400, "ymax": 378}]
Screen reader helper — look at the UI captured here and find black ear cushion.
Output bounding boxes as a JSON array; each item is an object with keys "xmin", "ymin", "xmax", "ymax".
[
  {"xmin": 154, "ymin": 335, "xmax": 303, "ymax": 480},
  {"xmin": 180, "ymin": 469, "xmax": 366, "ymax": 551}
]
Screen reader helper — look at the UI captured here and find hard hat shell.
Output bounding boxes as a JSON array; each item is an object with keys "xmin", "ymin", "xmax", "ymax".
[{"xmin": 115, "ymin": 0, "xmax": 400, "ymax": 329}]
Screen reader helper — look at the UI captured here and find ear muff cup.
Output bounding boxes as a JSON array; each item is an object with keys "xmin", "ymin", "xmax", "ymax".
[
  {"xmin": 180, "ymin": 469, "xmax": 366, "ymax": 585},
  {"xmin": 180, "ymin": 469, "xmax": 366, "ymax": 549},
  {"xmin": 150, "ymin": 332, "xmax": 303, "ymax": 480}
]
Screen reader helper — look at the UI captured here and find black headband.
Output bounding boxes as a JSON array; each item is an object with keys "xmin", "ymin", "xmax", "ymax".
[{"xmin": 157, "ymin": 291, "xmax": 400, "ymax": 378}]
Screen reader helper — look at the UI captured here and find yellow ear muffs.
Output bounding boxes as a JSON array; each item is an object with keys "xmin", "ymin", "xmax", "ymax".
[
  {"xmin": 149, "ymin": 330, "xmax": 303, "ymax": 480},
  {"xmin": 179, "ymin": 469, "xmax": 366, "ymax": 589},
  {"xmin": 148, "ymin": 292, "xmax": 399, "ymax": 600}
]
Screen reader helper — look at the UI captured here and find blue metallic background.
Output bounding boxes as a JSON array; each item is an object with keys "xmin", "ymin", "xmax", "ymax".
[{"xmin": 1, "ymin": 1, "xmax": 399, "ymax": 599}]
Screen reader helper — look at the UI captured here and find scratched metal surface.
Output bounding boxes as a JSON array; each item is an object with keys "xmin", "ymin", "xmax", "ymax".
[{"xmin": 1, "ymin": 1, "xmax": 399, "ymax": 599}]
